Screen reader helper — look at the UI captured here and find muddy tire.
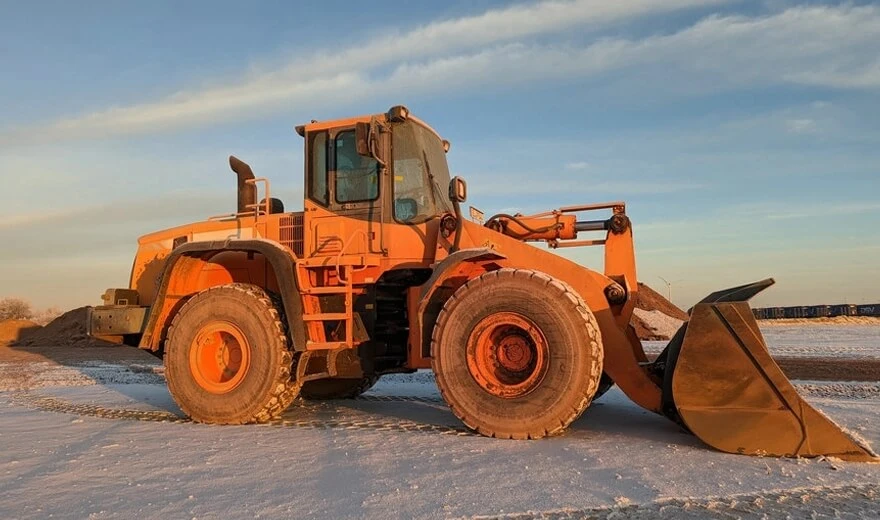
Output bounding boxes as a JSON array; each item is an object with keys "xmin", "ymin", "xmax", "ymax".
[
  {"xmin": 164, "ymin": 283, "xmax": 299, "ymax": 424},
  {"xmin": 300, "ymin": 375, "xmax": 380, "ymax": 400},
  {"xmin": 431, "ymin": 268, "xmax": 603, "ymax": 439}
]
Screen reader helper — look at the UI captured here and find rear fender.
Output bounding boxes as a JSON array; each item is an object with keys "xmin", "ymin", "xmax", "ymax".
[{"xmin": 139, "ymin": 239, "xmax": 306, "ymax": 353}]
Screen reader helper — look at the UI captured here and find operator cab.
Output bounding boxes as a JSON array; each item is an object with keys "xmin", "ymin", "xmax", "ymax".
[{"xmin": 296, "ymin": 105, "xmax": 455, "ymax": 226}]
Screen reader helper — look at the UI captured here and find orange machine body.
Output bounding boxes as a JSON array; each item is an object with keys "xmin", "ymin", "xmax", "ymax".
[{"xmin": 101, "ymin": 105, "xmax": 874, "ymax": 461}]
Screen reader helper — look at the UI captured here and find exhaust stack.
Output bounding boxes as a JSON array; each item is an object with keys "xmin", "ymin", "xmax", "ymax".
[{"xmin": 229, "ymin": 155, "xmax": 257, "ymax": 213}]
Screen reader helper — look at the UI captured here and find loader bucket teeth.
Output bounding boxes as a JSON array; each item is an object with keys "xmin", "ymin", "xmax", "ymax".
[{"xmin": 661, "ymin": 279, "xmax": 878, "ymax": 462}]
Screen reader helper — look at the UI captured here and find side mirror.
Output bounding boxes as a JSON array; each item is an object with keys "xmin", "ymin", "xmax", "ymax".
[
  {"xmin": 355, "ymin": 122, "xmax": 371, "ymax": 156},
  {"xmin": 449, "ymin": 176, "xmax": 467, "ymax": 203}
]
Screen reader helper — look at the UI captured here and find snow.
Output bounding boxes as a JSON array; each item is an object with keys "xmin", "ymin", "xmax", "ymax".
[
  {"xmin": 1, "ymin": 326, "xmax": 879, "ymax": 519},
  {"xmin": 643, "ymin": 322, "xmax": 880, "ymax": 359}
]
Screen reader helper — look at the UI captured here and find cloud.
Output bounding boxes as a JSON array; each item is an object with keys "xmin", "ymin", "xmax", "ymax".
[
  {"xmin": 564, "ymin": 161, "xmax": 591, "ymax": 170},
  {"xmin": 763, "ymin": 202, "xmax": 880, "ymax": 220},
  {"xmin": 468, "ymin": 174, "xmax": 702, "ymax": 197},
  {"xmin": 2, "ymin": 3, "xmax": 880, "ymax": 146},
  {"xmin": 785, "ymin": 118, "xmax": 817, "ymax": 134},
  {"xmin": 0, "ymin": 0, "xmax": 727, "ymax": 144}
]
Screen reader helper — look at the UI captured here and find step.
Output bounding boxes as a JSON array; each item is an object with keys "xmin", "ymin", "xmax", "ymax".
[
  {"xmin": 302, "ymin": 286, "xmax": 352, "ymax": 295},
  {"xmin": 302, "ymin": 312, "xmax": 350, "ymax": 321},
  {"xmin": 306, "ymin": 340, "xmax": 356, "ymax": 351}
]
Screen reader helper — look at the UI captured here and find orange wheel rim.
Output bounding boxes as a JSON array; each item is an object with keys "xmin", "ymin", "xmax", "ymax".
[
  {"xmin": 189, "ymin": 321, "xmax": 251, "ymax": 394},
  {"xmin": 466, "ymin": 312, "xmax": 549, "ymax": 398}
]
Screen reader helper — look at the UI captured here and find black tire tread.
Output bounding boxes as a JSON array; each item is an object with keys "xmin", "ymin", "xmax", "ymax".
[
  {"xmin": 164, "ymin": 283, "xmax": 299, "ymax": 424},
  {"xmin": 431, "ymin": 268, "xmax": 603, "ymax": 439}
]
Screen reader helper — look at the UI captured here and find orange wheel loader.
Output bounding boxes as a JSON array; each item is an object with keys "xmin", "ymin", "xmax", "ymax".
[{"xmin": 88, "ymin": 105, "xmax": 876, "ymax": 461}]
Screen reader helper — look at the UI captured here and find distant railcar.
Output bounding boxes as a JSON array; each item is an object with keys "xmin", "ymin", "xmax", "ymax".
[
  {"xmin": 807, "ymin": 305, "xmax": 831, "ymax": 318},
  {"xmin": 857, "ymin": 304, "xmax": 880, "ymax": 317},
  {"xmin": 831, "ymin": 304, "xmax": 857, "ymax": 317},
  {"xmin": 784, "ymin": 306, "xmax": 810, "ymax": 319}
]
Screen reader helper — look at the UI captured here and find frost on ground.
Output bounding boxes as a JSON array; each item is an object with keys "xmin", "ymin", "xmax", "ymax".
[
  {"xmin": 642, "ymin": 323, "xmax": 880, "ymax": 360},
  {"xmin": 1, "ymin": 326, "xmax": 879, "ymax": 519},
  {"xmin": 2, "ymin": 366, "xmax": 880, "ymax": 519},
  {"xmin": 759, "ymin": 316, "xmax": 880, "ymax": 326}
]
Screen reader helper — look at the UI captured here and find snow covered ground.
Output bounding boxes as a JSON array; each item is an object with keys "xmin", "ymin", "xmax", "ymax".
[
  {"xmin": 1, "ymin": 325, "xmax": 879, "ymax": 519},
  {"xmin": 642, "ymin": 322, "xmax": 880, "ymax": 359}
]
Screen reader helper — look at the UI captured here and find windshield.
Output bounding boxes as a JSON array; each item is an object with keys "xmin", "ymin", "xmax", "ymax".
[{"xmin": 392, "ymin": 121, "xmax": 453, "ymax": 223}]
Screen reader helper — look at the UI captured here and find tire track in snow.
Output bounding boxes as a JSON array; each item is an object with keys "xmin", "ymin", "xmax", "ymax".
[
  {"xmin": 479, "ymin": 482, "xmax": 880, "ymax": 519},
  {"xmin": 9, "ymin": 391, "xmax": 476, "ymax": 436}
]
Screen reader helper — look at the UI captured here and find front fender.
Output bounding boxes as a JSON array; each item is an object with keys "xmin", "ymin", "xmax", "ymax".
[
  {"xmin": 417, "ymin": 247, "xmax": 506, "ymax": 357},
  {"xmin": 138, "ymin": 239, "xmax": 306, "ymax": 353}
]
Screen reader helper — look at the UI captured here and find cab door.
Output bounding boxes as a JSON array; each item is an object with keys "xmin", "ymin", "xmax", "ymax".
[{"xmin": 304, "ymin": 127, "xmax": 384, "ymax": 260}]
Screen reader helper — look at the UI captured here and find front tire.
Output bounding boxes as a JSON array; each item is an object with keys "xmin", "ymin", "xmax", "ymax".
[
  {"xmin": 431, "ymin": 268, "xmax": 603, "ymax": 439},
  {"xmin": 164, "ymin": 283, "xmax": 299, "ymax": 424}
]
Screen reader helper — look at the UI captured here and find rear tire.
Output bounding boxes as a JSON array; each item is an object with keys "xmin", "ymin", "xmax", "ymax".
[
  {"xmin": 300, "ymin": 375, "xmax": 380, "ymax": 400},
  {"xmin": 164, "ymin": 283, "xmax": 299, "ymax": 424},
  {"xmin": 431, "ymin": 268, "xmax": 603, "ymax": 439}
]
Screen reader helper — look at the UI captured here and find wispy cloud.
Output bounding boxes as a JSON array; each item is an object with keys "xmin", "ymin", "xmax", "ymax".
[
  {"xmin": 763, "ymin": 202, "xmax": 880, "ymax": 220},
  {"xmin": 636, "ymin": 200, "xmax": 880, "ymax": 234},
  {"xmin": 0, "ymin": 0, "xmax": 723, "ymax": 145},
  {"xmin": 785, "ymin": 118, "xmax": 817, "ymax": 134},
  {"xmin": 564, "ymin": 161, "xmax": 591, "ymax": 170},
  {"xmin": 2, "ymin": 3, "xmax": 879, "ymax": 147},
  {"xmin": 468, "ymin": 174, "xmax": 702, "ymax": 197}
]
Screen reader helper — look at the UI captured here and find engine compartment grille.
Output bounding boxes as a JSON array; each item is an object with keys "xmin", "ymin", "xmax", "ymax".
[{"xmin": 279, "ymin": 212, "xmax": 305, "ymax": 257}]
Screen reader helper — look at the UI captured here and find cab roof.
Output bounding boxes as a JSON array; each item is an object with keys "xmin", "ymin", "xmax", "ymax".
[{"xmin": 294, "ymin": 105, "xmax": 445, "ymax": 144}]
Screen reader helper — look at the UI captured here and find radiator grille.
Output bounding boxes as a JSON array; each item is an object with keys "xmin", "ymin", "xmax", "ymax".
[{"xmin": 279, "ymin": 212, "xmax": 305, "ymax": 256}]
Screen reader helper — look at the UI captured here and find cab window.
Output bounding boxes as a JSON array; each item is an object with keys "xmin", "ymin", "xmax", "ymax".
[
  {"xmin": 334, "ymin": 130, "xmax": 379, "ymax": 203},
  {"xmin": 392, "ymin": 121, "xmax": 449, "ymax": 223},
  {"xmin": 308, "ymin": 131, "xmax": 328, "ymax": 205}
]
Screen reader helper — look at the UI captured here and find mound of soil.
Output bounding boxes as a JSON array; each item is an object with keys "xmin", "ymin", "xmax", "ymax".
[
  {"xmin": 632, "ymin": 308, "xmax": 683, "ymax": 341},
  {"xmin": 631, "ymin": 283, "xmax": 688, "ymax": 341},
  {"xmin": 12, "ymin": 307, "xmax": 114, "ymax": 348},
  {"xmin": 634, "ymin": 283, "xmax": 688, "ymax": 320},
  {"xmin": 0, "ymin": 319, "xmax": 42, "ymax": 344}
]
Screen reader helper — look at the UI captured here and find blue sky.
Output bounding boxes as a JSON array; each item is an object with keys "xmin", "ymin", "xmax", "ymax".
[{"xmin": 1, "ymin": 0, "xmax": 878, "ymax": 309}]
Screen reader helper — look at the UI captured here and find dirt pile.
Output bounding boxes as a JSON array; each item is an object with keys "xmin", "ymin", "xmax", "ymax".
[
  {"xmin": 632, "ymin": 308, "xmax": 683, "ymax": 340},
  {"xmin": 633, "ymin": 283, "xmax": 688, "ymax": 320},
  {"xmin": 12, "ymin": 307, "xmax": 114, "ymax": 348},
  {"xmin": 631, "ymin": 283, "xmax": 688, "ymax": 340},
  {"xmin": 0, "ymin": 319, "xmax": 42, "ymax": 344}
]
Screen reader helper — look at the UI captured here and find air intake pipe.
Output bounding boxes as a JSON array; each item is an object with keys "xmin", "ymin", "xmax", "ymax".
[{"xmin": 229, "ymin": 155, "xmax": 257, "ymax": 213}]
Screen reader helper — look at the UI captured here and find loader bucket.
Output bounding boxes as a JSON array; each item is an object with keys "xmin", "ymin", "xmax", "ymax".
[{"xmin": 658, "ymin": 279, "xmax": 877, "ymax": 462}]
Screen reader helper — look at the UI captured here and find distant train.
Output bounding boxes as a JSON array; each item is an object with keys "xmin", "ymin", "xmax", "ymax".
[
  {"xmin": 753, "ymin": 303, "xmax": 880, "ymax": 319},
  {"xmin": 857, "ymin": 304, "xmax": 880, "ymax": 317}
]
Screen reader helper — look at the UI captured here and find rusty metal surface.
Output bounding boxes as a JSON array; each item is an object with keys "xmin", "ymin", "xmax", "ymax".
[{"xmin": 465, "ymin": 311, "xmax": 549, "ymax": 399}]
